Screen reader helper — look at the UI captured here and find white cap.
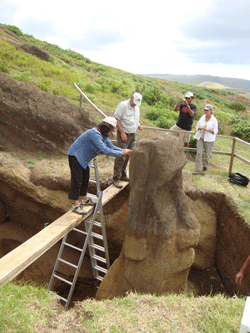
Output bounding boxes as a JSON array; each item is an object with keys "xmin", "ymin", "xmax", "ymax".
[
  {"xmin": 185, "ymin": 92, "xmax": 194, "ymax": 98},
  {"xmin": 103, "ymin": 117, "xmax": 117, "ymax": 129},
  {"xmin": 133, "ymin": 92, "xmax": 142, "ymax": 106},
  {"xmin": 204, "ymin": 104, "xmax": 213, "ymax": 110}
]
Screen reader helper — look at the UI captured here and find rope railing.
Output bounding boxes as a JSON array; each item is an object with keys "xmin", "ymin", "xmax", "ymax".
[{"xmin": 74, "ymin": 84, "xmax": 250, "ymax": 176}]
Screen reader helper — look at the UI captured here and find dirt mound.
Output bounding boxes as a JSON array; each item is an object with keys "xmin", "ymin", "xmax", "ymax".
[{"xmin": 0, "ymin": 72, "xmax": 96, "ymax": 154}]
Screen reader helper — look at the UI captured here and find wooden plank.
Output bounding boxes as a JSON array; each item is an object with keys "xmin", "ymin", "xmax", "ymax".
[{"xmin": 0, "ymin": 182, "xmax": 129, "ymax": 286}]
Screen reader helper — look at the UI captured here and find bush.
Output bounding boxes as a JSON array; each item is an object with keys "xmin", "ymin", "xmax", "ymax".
[
  {"xmin": 229, "ymin": 102, "xmax": 246, "ymax": 112},
  {"xmin": 230, "ymin": 124, "xmax": 250, "ymax": 142},
  {"xmin": 142, "ymin": 86, "xmax": 163, "ymax": 106},
  {"xmin": 4, "ymin": 24, "xmax": 23, "ymax": 37},
  {"xmin": 215, "ymin": 111, "xmax": 234, "ymax": 135},
  {"xmin": 84, "ymin": 82, "xmax": 102, "ymax": 93},
  {"xmin": 188, "ymin": 136, "xmax": 197, "ymax": 155},
  {"xmin": 156, "ymin": 117, "xmax": 176, "ymax": 129}
]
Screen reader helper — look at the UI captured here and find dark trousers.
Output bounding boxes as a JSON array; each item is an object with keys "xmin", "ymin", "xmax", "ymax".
[
  {"xmin": 113, "ymin": 132, "xmax": 135, "ymax": 180},
  {"xmin": 68, "ymin": 155, "xmax": 89, "ymax": 200}
]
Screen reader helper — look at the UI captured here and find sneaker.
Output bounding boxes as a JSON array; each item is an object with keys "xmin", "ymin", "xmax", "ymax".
[
  {"xmin": 120, "ymin": 175, "xmax": 129, "ymax": 181},
  {"xmin": 112, "ymin": 179, "xmax": 123, "ymax": 188},
  {"xmin": 72, "ymin": 204, "xmax": 87, "ymax": 215},
  {"xmin": 192, "ymin": 171, "xmax": 201, "ymax": 175},
  {"xmin": 81, "ymin": 197, "xmax": 95, "ymax": 206}
]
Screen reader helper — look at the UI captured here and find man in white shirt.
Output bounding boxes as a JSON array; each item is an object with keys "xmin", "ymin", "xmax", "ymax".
[{"xmin": 112, "ymin": 92, "xmax": 143, "ymax": 188}]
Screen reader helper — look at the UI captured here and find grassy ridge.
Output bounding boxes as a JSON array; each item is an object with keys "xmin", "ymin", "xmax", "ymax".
[
  {"xmin": 0, "ymin": 282, "xmax": 246, "ymax": 333},
  {"xmin": 1, "ymin": 24, "xmax": 249, "ymax": 137}
]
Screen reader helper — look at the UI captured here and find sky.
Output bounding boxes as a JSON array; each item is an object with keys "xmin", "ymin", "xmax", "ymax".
[{"xmin": 1, "ymin": 0, "xmax": 250, "ymax": 80}]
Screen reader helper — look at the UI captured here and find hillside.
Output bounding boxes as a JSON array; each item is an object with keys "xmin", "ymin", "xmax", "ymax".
[
  {"xmin": 143, "ymin": 73, "xmax": 250, "ymax": 95},
  {"xmin": 197, "ymin": 81, "xmax": 229, "ymax": 90}
]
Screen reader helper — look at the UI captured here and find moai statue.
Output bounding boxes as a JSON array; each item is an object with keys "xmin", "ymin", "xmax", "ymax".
[{"xmin": 96, "ymin": 135, "xmax": 200, "ymax": 300}]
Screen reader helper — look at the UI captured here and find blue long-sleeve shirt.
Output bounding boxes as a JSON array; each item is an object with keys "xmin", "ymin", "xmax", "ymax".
[{"xmin": 68, "ymin": 127, "xmax": 123, "ymax": 169}]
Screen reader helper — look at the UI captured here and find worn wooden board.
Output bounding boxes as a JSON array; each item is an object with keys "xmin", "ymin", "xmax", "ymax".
[{"xmin": 0, "ymin": 182, "xmax": 129, "ymax": 286}]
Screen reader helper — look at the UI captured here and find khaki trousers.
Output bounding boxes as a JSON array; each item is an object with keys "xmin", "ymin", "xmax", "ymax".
[
  {"xmin": 195, "ymin": 138, "xmax": 214, "ymax": 171},
  {"xmin": 113, "ymin": 132, "xmax": 135, "ymax": 180}
]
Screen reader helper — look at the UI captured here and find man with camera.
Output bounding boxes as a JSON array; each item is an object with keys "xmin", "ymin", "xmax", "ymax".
[{"xmin": 169, "ymin": 91, "xmax": 197, "ymax": 148}]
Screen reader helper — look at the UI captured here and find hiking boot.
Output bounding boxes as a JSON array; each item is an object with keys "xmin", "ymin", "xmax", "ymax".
[
  {"xmin": 201, "ymin": 167, "xmax": 207, "ymax": 175},
  {"xmin": 81, "ymin": 197, "xmax": 95, "ymax": 206},
  {"xmin": 72, "ymin": 204, "xmax": 87, "ymax": 215},
  {"xmin": 192, "ymin": 171, "xmax": 201, "ymax": 175},
  {"xmin": 120, "ymin": 175, "xmax": 129, "ymax": 181},
  {"xmin": 112, "ymin": 179, "xmax": 123, "ymax": 188}
]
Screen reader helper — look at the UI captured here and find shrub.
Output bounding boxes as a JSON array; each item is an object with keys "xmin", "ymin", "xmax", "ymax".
[
  {"xmin": 156, "ymin": 117, "xmax": 176, "ymax": 129},
  {"xmin": 4, "ymin": 24, "xmax": 23, "ymax": 37},
  {"xmin": 229, "ymin": 102, "xmax": 247, "ymax": 112},
  {"xmin": 0, "ymin": 61, "xmax": 9, "ymax": 73},
  {"xmin": 188, "ymin": 136, "xmax": 197, "ymax": 155},
  {"xmin": 84, "ymin": 82, "xmax": 102, "ymax": 93},
  {"xmin": 12, "ymin": 71, "xmax": 31, "ymax": 82},
  {"xmin": 230, "ymin": 124, "xmax": 250, "ymax": 142}
]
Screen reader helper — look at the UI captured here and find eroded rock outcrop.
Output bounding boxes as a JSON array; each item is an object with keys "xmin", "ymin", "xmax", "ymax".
[{"xmin": 96, "ymin": 135, "xmax": 201, "ymax": 300}]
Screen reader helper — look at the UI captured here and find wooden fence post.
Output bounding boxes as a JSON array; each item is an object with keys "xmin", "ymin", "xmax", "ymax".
[{"xmin": 229, "ymin": 137, "xmax": 236, "ymax": 175}]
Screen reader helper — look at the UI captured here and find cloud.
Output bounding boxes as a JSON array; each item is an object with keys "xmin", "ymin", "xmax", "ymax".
[
  {"xmin": 67, "ymin": 30, "xmax": 124, "ymax": 52},
  {"xmin": 177, "ymin": 0, "xmax": 250, "ymax": 64}
]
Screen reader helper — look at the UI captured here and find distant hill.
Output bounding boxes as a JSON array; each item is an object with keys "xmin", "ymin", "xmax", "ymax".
[
  {"xmin": 197, "ymin": 81, "xmax": 229, "ymax": 90},
  {"xmin": 142, "ymin": 74, "xmax": 250, "ymax": 94}
]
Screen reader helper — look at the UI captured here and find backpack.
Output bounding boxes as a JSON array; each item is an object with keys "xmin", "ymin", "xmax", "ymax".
[{"xmin": 229, "ymin": 173, "xmax": 249, "ymax": 186}]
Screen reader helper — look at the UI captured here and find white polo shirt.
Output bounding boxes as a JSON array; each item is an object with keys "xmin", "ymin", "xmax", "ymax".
[{"xmin": 114, "ymin": 99, "xmax": 140, "ymax": 133}]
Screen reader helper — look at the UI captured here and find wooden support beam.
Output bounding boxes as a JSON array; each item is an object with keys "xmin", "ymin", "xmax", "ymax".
[{"xmin": 0, "ymin": 182, "xmax": 129, "ymax": 286}]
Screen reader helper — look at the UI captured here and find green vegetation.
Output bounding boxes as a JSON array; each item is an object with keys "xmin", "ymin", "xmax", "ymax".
[
  {"xmin": 1, "ymin": 23, "xmax": 250, "ymax": 141},
  {"xmin": 0, "ymin": 282, "xmax": 55, "ymax": 333},
  {"xmin": 0, "ymin": 283, "xmax": 246, "ymax": 333}
]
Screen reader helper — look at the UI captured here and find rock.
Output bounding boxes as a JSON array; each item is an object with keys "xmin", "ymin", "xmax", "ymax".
[
  {"xmin": 187, "ymin": 197, "xmax": 217, "ymax": 269},
  {"xmin": 96, "ymin": 135, "xmax": 200, "ymax": 300}
]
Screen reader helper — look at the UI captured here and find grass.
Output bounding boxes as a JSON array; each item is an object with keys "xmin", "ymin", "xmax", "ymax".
[
  {"xmin": 0, "ymin": 282, "xmax": 55, "ymax": 333},
  {"xmin": 0, "ymin": 284, "xmax": 246, "ymax": 333}
]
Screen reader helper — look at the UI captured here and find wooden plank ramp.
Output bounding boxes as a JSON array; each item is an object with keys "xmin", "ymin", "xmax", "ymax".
[{"xmin": 0, "ymin": 181, "xmax": 129, "ymax": 286}]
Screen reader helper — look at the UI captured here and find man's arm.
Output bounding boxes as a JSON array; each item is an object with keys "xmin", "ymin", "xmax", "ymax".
[
  {"xmin": 116, "ymin": 119, "xmax": 127, "ymax": 142},
  {"xmin": 174, "ymin": 100, "xmax": 183, "ymax": 112},
  {"xmin": 235, "ymin": 255, "xmax": 250, "ymax": 284}
]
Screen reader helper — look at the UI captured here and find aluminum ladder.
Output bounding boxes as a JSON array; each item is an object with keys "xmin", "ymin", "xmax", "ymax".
[{"xmin": 47, "ymin": 158, "xmax": 110, "ymax": 310}]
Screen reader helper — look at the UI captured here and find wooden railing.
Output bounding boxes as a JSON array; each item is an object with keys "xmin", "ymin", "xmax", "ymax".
[{"xmin": 74, "ymin": 84, "xmax": 250, "ymax": 176}]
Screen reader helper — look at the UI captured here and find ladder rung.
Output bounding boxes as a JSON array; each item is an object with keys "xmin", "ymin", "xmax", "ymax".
[
  {"xmin": 92, "ymin": 254, "xmax": 107, "ymax": 264},
  {"xmin": 64, "ymin": 242, "xmax": 83, "ymax": 252},
  {"xmin": 73, "ymin": 229, "xmax": 103, "ymax": 240},
  {"xmin": 54, "ymin": 274, "xmax": 73, "ymax": 285},
  {"xmin": 94, "ymin": 265, "xmax": 107, "ymax": 274},
  {"xmin": 48, "ymin": 290, "xmax": 67, "ymax": 303},
  {"xmin": 90, "ymin": 244, "xmax": 105, "ymax": 252},
  {"xmin": 59, "ymin": 258, "xmax": 77, "ymax": 269},
  {"xmin": 95, "ymin": 276, "xmax": 103, "ymax": 282},
  {"xmin": 85, "ymin": 220, "xmax": 102, "ymax": 227},
  {"xmin": 90, "ymin": 232, "xmax": 103, "ymax": 240}
]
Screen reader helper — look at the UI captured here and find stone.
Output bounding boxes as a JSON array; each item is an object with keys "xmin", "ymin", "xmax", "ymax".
[{"xmin": 96, "ymin": 135, "xmax": 200, "ymax": 300}]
